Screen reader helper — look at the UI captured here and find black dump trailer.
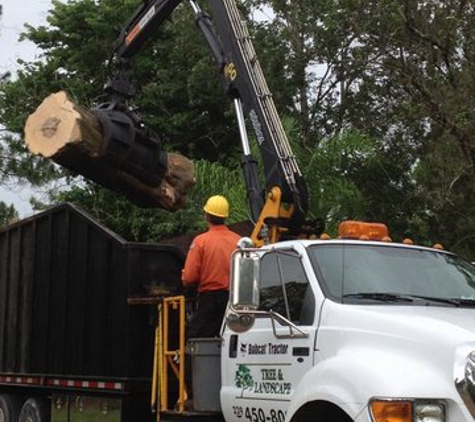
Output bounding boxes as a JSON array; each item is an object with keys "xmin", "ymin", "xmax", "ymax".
[{"xmin": 0, "ymin": 203, "xmax": 184, "ymax": 422}]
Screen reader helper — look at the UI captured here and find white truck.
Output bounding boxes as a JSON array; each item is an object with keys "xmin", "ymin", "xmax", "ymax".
[{"xmin": 218, "ymin": 221, "xmax": 475, "ymax": 422}]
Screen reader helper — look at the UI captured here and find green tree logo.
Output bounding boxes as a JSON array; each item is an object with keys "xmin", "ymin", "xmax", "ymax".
[{"xmin": 235, "ymin": 364, "xmax": 253, "ymax": 389}]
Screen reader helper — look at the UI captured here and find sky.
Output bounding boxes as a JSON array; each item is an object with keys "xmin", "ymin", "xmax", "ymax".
[{"xmin": 0, "ymin": 0, "xmax": 52, "ymax": 216}]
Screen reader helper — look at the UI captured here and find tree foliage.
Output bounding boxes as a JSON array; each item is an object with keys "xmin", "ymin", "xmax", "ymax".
[
  {"xmin": 1, "ymin": 0, "xmax": 475, "ymax": 256},
  {"xmin": 0, "ymin": 0, "xmax": 247, "ymax": 237},
  {"xmin": 52, "ymin": 159, "xmax": 248, "ymax": 242},
  {"xmin": 0, "ymin": 0, "xmax": 242, "ymax": 184},
  {"xmin": 0, "ymin": 202, "xmax": 18, "ymax": 228},
  {"xmin": 247, "ymin": 0, "xmax": 475, "ymax": 255}
]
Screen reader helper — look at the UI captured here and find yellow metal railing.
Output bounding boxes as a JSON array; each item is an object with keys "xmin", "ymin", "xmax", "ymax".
[{"xmin": 151, "ymin": 295, "xmax": 187, "ymax": 419}]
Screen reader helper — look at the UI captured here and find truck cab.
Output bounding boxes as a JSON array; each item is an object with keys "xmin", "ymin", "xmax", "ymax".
[{"xmin": 219, "ymin": 223, "xmax": 475, "ymax": 422}]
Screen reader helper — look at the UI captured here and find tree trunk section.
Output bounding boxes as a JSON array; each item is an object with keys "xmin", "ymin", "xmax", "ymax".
[{"xmin": 24, "ymin": 91, "xmax": 195, "ymax": 211}]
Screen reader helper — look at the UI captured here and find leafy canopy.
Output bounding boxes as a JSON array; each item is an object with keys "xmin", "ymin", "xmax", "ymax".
[{"xmin": 2, "ymin": 0, "xmax": 475, "ymax": 256}]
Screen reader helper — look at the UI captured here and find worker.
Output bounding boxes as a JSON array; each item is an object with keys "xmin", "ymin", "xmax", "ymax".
[{"xmin": 182, "ymin": 194, "xmax": 241, "ymax": 338}]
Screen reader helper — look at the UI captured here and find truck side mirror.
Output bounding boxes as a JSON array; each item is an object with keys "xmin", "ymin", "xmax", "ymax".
[
  {"xmin": 231, "ymin": 251, "xmax": 260, "ymax": 309},
  {"xmin": 227, "ymin": 250, "xmax": 260, "ymax": 333}
]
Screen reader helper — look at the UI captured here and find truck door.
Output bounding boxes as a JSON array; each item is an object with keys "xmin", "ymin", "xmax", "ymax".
[{"xmin": 221, "ymin": 249, "xmax": 317, "ymax": 422}]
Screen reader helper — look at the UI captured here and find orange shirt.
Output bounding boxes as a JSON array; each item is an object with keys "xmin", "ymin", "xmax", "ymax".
[{"xmin": 182, "ymin": 225, "xmax": 241, "ymax": 292}]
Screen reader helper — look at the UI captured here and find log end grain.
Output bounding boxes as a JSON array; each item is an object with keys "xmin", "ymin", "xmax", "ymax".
[{"xmin": 24, "ymin": 91, "xmax": 101, "ymax": 158}]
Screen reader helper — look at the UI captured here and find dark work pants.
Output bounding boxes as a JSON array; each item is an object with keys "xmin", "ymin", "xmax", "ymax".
[
  {"xmin": 185, "ymin": 290, "xmax": 228, "ymax": 399},
  {"xmin": 186, "ymin": 290, "xmax": 229, "ymax": 339}
]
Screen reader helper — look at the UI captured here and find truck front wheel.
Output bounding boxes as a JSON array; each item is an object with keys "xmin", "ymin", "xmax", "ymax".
[
  {"xmin": 0, "ymin": 395, "xmax": 22, "ymax": 422},
  {"xmin": 18, "ymin": 398, "xmax": 50, "ymax": 422},
  {"xmin": 292, "ymin": 401, "xmax": 352, "ymax": 422}
]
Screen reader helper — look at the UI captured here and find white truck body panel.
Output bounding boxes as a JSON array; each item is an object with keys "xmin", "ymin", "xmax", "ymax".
[{"xmin": 220, "ymin": 240, "xmax": 475, "ymax": 421}]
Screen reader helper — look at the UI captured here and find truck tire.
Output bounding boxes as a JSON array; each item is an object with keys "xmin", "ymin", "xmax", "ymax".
[
  {"xmin": 293, "ymin": 401, "xmax": 352, "ymax": 422},
  {"xmin": 18, "ymin": 398, "xmax": 50, "ymax": 422},
  {"xmin": 0, "ymin": 395, "xmax": 22, "ymax": 422}
]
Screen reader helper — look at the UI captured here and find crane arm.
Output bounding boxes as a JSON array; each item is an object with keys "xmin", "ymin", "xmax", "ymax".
[{"xmin": 104, "ymin": 0, "xmax": 311, "ymax": 245}]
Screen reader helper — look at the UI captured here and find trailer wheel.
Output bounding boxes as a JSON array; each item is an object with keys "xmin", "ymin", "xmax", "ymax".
[
  {"xmin": 18, "ymin": 398, "xmax": 50, "ymax": 422},
  {"xmin": 0, "ymin": 395, "xmax": 22, "ymax": 422}
]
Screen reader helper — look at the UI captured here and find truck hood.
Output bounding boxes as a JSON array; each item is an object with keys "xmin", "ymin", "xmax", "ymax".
[
  {"xmin": 318, "ymin": 300, "xmax": 475, "ymax": 354},
  {"xmin": 316, "ymin": 301, "xmax": 475, "ymax": 401}
]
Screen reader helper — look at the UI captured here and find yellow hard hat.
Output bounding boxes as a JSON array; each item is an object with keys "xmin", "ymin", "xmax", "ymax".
[{"xmin": 203, "ymin": 195, "xmax": 229, "ymax": 218}]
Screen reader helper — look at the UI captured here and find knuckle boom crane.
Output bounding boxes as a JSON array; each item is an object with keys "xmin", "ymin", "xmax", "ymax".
[{"xmin": 99, "ymin": 0, "xmax": 311, "ymax": 246}]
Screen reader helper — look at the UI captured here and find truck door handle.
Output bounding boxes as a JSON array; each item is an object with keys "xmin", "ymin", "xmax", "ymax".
[
  {"xmin": 292, "ymin": 347, "xmax": 309, "ymax": 356},
  {"xmin": 229, "ymin": 334, "xmax": 238, "ymax": 358}
]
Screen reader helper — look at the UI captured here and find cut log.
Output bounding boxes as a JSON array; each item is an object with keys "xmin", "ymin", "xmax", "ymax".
[{"xmin": 24, "ymin": 91, "xmax": 195, "ymax": 211}]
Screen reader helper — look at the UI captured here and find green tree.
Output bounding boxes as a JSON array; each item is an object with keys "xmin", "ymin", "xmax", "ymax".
[
  {"xmin": 0, "ymin": 0, "xmax": 406, "ymax": 242},
  {"xmin": 248, "ymin": 0, "xmax": 367, "ymax": 147},
  {"xmin": 0, "ymin": 202, "xmax": 18, "ymax": 228},
  {"xmin": 341, "ymin": 0, "xmax": 475, "ymax": 255},
  {"xmin": 52, "ymin": 160, "xmax": 248, "ymax": 241},
  {"xmin": 5, "ymin": 0, "xmax": 472, "ymax": 255},
  {"xmin": 0, "ymin": 3, "xmax": 21, "ymax": 223},
  {"xmin": 248, "ymin": 0, "xmax": 475, "ymax": 255},
  {"xmin": 293, "ymin": 127, "xmax": 417, "ymax": 239},
  {"xmin": 0, "ymin": 0, "xmax": 243, "ymax": 184},
  {"xmin": 0, "ymin": 0, "xmax": 248, "ymax": 237}
]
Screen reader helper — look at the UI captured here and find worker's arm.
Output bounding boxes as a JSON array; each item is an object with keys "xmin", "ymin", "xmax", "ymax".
[{"xmin": 182, "ymin": 239, "xmax": 203, "ymax": 286}]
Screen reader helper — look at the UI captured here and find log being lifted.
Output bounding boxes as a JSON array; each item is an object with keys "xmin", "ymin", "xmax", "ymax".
[{"xmin": 24, "ymin": 91, "xmax": 195, "ymax": 211}]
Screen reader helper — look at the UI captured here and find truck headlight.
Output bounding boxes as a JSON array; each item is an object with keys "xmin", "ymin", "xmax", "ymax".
[
  {"xmin": 466, "ymin": 351, "xmax": 475, "ymax": 387},
  {"xmin": 370, "ymin": 399, "xmax": 445, "ymax": 422},
  {"xmin": 454, "ymin": 345, "xmax": 475, "ymax": 418},
  {"xmin": 414, "ymin": 402, "xmax": 445, "ymax": 422}
]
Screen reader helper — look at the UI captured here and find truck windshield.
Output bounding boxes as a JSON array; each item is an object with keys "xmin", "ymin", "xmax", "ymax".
[{"xmin": 308, "ymin": 244, "xmax": 475, "ymax": 306}]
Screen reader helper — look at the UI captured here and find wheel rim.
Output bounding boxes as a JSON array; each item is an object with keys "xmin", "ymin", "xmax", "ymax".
[{"xmin": 0, "ymin": 408, "xmax": 5, "ymax": 422}]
